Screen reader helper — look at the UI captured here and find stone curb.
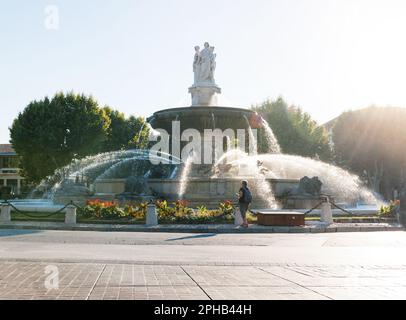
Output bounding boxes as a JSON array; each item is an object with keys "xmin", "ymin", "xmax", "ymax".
[{"xmin": 0, "ymin": 221, "xmax": 403, "ymax": 234}]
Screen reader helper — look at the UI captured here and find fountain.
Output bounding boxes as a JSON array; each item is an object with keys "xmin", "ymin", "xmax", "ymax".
[
  {"xmin": 14, "ymin": 42, "xmax": 381, "ymax": 212},
  {"xmin": 178, "ymin": 152, "xmax": 195, "ymax": 200},
  {"xmin": 260, "ymin": 118, "xmax": 281, "ymax": 154}
]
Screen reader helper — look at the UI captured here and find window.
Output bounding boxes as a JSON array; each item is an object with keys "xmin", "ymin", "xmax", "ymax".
[
  {"xmin": 0, "ymin": 156, "xmax": 18, "ymax": 169},
  {"xmin": 6, "ymin": 179, "xmax": 18, "ymax": 194}
]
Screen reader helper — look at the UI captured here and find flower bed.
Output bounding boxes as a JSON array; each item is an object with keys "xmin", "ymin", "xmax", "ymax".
[
  {"xmin": 80, "ymin": 199, "xmax": 239, "ymax": 224},
  {"xmin": 380, "ymin": 200, "xmax": 401, "ymax": 218}
]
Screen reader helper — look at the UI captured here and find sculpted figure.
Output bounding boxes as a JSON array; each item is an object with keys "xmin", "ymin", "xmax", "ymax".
[
  {"xmin": 199, "ymin": 42, "xmax": 211, "ymax": 82},
  {"xmin": 194, "ymin": 42, "xmax": 216, "ymax": 84},
  {"xmin": 209, "ymin": 46, "xmax": 216, "ymax": 82},
  {"xmin": 190, "ymin": 42, "xmax": 221, "ymax": 106},
  {"xmin": 193, "ymin": 46, "xmax": 201, "ymax": 84}
]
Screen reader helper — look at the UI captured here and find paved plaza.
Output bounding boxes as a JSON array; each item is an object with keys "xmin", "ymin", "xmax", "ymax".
[{"xmin": 1, "ymin": 229, "xmax": 406, "ymax": 300}]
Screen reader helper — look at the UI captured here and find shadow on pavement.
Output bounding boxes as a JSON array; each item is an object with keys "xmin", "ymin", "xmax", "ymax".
[
  {"xmin": 166, "ymin": 233, "xmax": 217, "ymax": 242},
  {"xmin": 0, "ymin": 229, "xmax": 42, "ymax": 238}
]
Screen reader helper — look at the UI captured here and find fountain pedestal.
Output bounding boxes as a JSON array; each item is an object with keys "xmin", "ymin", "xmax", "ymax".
[{"xmin": 189, "ymin": 85, "xmax": 221, "ymax": 106}]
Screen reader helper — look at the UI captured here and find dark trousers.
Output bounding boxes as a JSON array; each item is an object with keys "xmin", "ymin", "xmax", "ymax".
[{"xmin": 239, "ymin": 202, "xmax": 250, "ymax": 220}]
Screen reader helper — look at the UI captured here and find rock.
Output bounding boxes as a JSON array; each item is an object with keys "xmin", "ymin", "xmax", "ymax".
[
  {"xmin": 295, "ymin": 176, "xmax": 323, "ymax": 197},
  {"xmin": 149, "ymin": 164, "xmax": 166, "ymax": 179},
  {"xmin": 125, "ymin": 176, "xmax": 149, "ymax": 195}
]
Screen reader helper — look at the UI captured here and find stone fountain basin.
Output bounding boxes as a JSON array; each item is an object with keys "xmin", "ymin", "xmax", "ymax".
[
  {"xmin": 94, "ymin": 177, "xmax": 299, "ymax": 208},
  {"xmin": 95, "ymin": 177, "xmax": 299, "ymax": 194},
  {"xmin": 148, "ymin": 106, "xmax": 257, "ymax": 136}
]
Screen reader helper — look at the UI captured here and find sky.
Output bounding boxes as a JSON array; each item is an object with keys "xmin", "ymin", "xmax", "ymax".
[{"xmin": 1, "ymin": 0, "xmax": 406, "ymax": 143}]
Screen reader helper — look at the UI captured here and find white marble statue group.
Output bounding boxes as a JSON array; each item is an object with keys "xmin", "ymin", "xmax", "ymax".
[{"xmin": 193, "ymin": 42, "xmax": 217, "ymax": 85}]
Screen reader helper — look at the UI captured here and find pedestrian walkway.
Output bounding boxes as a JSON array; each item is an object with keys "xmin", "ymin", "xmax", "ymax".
[
  {"xmin": 1, "ymin": 261, "xmax": 406, "ymax": 300},
  {"xmin": 1, "ymin": 229, "xmax": 406, "ymax": 300}
]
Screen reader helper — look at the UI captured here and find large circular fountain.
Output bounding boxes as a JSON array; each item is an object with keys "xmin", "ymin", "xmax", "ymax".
[
  {"xmin": 37, "ymin": 42, "xmax": 380, "ymax": 211},
  {"xmin": 92, "ymin": 41, "xmax": 293, "ymax": 208},
  {"xmin": 141, "ymin": 105, "xmax": 289, "ymax": 208}
]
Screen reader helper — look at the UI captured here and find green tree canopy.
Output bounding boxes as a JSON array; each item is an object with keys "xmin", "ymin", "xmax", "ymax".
[
  {"xmin": 10, "ymin": 92, "xmax": 111, "ymax": 183},
  {"xmin": 102, "ymin": 107, "xmax": 150, "ymax": 152},
  {"xmin": 332, "ymin": 106, "xmax": 406, "ymax": 198},
  {"xmin": 252, "ymin": 97, "xmax": 332, "ymax": 160},
  {"xmin": 10, "ymin": 92, "xmax": 151, "ymax": 183}
]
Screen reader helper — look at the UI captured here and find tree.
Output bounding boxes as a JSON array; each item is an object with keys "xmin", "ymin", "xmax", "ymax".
[
  {"xmin": 332, "ymin": 106, "xmax": 406, "ymax": 199},
  {"xmin": 252, "ymin": 97, "xmax": 332, "ymax": 160},
  {"xmin": 127, "ymin": 116, "xmax": 151, "ymax": 150},
  {"xmin": 102, "ymin": 107, "xmax": 150, "ymax": 152},
  {"xmin": 10, "ymin": 92, "xmax": 110, "ymax": 183}
]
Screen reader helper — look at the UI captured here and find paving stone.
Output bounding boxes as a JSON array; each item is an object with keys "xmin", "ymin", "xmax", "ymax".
[
  {"xmin": 182, "ymin": 266, "xmax": 295, "ymax": 287},
  {"xmin": 310, "ymin": 286, "xmax": 406, "ymax": 300},
  {"xmin": 88, "ymin": 285, "xmax": 208, "ymax": 300},
  {"xmin": 0, "ymin": 261, "xmax": 103, "ymax": 289},
  {"xmin": 95, "ymin": 265, "xmax": 195, "ymax": 287},
  {"xmin": 201, "ymin": 286, "xmax": 328, "ymax": 300},
  {"xmin": 261, "ymin": 266, "xmax": 397, "ymax": 287},
  {"xmin": 1, "ymin": 260, "xmax": 406, "ymax": 300}
]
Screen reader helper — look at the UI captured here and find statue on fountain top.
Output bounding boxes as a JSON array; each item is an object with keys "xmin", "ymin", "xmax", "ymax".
[
  {"xmin": 193, "ymin": 42, "xmax": 217, "ymax": 85},
  {"xmin": 189, "ymin": 42, "xmax": 221, "ymax": 106}
]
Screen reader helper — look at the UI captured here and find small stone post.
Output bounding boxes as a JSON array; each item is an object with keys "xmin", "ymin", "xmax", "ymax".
[
  {"xmin": 65, "ymin": 204, "xmax": 77, "ymax": 225},
  {"xmin": 0, "ymin": 203, "xmax": 11, "ymax": 223},
  {"xmin": 146, "ymin": 203, "xmax": 158, "ymax": 227},
  {"xmin": 320, "ymin": 196, "xmax": 333, "ymax": 225}
]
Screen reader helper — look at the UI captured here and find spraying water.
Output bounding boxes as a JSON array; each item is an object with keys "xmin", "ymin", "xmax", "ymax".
[
  {"xmin": 249, "ymin": 163, "xmax": 279, "ymax": 209},
  {"xmin": 213, "ymin": 149, "xmax": 278, "ymax": 208},
  {"xmin": 260, "ymin": 118, "xmax": 281, "ymax": 154},
  {"xmin": 244, "ymin": 115, "xmax": 258, "ymax": 155},
  {"xmin": 33, "ymin": 149, "xmax": 180, "ymax": 199},
  {"xmin": 214, "ymin": 151, "xmax": 381, "ymax": 205},
  {"xmin": 178, "ymin": 152, "xmax": 195, "ymax": 199},
  {"xmin": 146, "ymin": 122, "xmax": 161, "ymax": 140}
]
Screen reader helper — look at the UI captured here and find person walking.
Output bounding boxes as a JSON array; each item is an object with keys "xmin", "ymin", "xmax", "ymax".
[{"xmin": 238, "ymin": 180, "xmax": 252, "ymax": 228}]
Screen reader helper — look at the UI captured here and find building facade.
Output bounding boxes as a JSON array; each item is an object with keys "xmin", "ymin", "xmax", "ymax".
[{"xmin": 0, "ymin": 144, "xmax": 24, "ymax": 195}]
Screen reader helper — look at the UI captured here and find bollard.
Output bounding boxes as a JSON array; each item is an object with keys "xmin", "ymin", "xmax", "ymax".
[
  {"xmin": 320, "ymin": 197, "xmax": 333, "ymax": 225},
  {"xmin": 65, "ymin": 205, "xmax": 77, "ymax": 225},
  {"xmin": 234, "ymin": 207, "xmax": 244, "ymax": 226},
  {"xmin": 0, "ymin": 203, "xmax": 11, "ymax": 223},
  {"xmin": 146, "ymin": 204, "xmax": 158, "ymax": 227}
]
